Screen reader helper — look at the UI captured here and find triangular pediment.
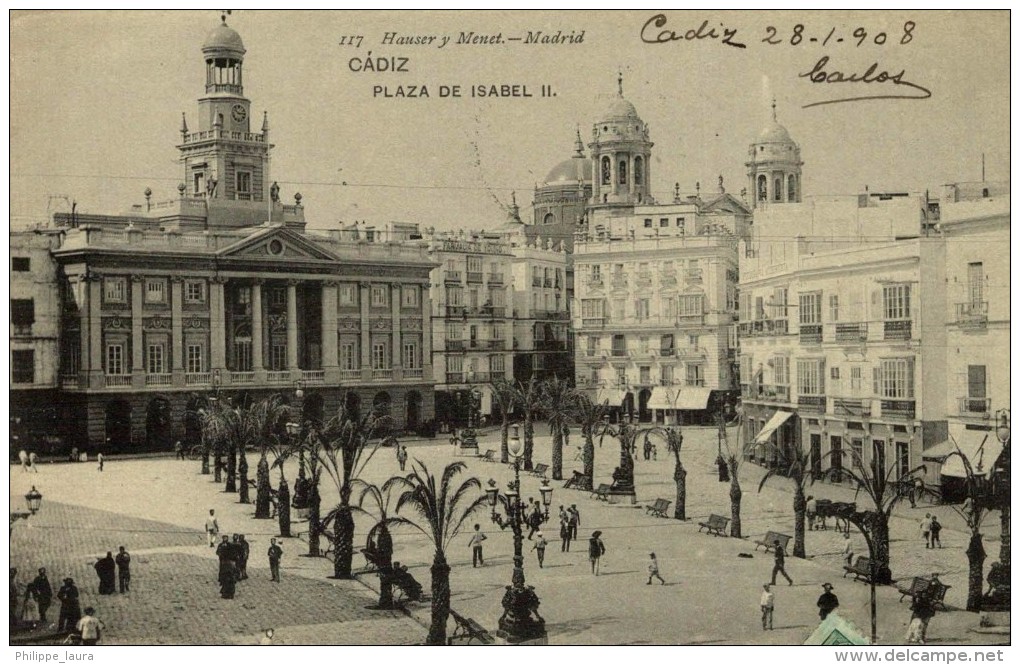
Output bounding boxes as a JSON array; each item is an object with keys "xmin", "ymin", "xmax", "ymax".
[
  {"xmin": 702, "ymin": 193, "xmax": 752, "ymax": 215},
  {"xmin": 217, "ymin": 225, "xmax": 337, "ymax": 261}
]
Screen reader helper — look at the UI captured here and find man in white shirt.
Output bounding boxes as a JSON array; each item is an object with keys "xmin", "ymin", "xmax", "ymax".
[
  {"xmin": 76, "ymin": 607, "xmax": 105, "ymax": 646},
  {"xmin": 760, "ymin": 583, "xmax": 775, "ymax": 630},
  {"xmin": 205, "ymin": 509, "xmax": 219, "ymax": 547},
  {"xmin": 841, "ymin": 533, "xmax": 854, "ymax": 567}
]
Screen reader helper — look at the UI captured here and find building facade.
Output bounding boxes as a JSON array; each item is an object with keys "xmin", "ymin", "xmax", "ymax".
[{"xmin": 29, "ymin": 17, "xmax": 436, "ymax": 452}]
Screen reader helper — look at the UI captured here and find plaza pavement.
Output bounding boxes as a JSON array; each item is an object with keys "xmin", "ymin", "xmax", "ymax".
[{"xmin": 9, "ymin": 423, "xmax": 1007, "ymax": 645}]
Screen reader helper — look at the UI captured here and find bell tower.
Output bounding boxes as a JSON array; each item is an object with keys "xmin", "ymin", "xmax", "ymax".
[
  {"xmin": 178, "ymin": 14, "xmax": 272, "ymax": 208},
  {"xmin": 589, "ymin": 72, "xmax": 654, "ymax": 212},
  {"xmin": 746, "ymin": 100, "xmax": 803, "ymax": 208}
]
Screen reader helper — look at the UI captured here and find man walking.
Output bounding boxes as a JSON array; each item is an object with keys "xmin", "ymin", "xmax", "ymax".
[
  {"xmin": 238, "ymin": 535, "xmax": 250, "ymax": 580},
  {"xmin": 841, "ymin": 533, "xmax": 854, "ymax": 568},
  {"xmin": 817, "ymin": 582, "xmax": 840, "ymax": 620},
  {"xmin": 647, "ymin": 552, "xmax": 665, "ymax": 585},
  {"xmin": 115, "ymin": 546, "xmax": 131, "ymax": 593},
  {"xmin": 267, "ymin": 538, "xmax": 283, "ymax": 582},
  {"xmin": 920, "ymin": 513, "xmax": 933, "ymax": 548},
  {"xmin": 29, "ymin": 451, "xmax": 39, "ymax": 472},
  {"xmin": 205, "ymin": 509, "xmax": 219, "ymax": 547},
  {"xmin": 469, "ymin": 524, "xmax": 486, "ymax": 567},
  {"xmin": 929, "ymin": 516, "xmax": 942, "ymax": 549},
  {"xmin": 588, "ymin": 531, "xmax": 606, "ymax": 576},
  {"xmin": 559, "ymin": 507, "xmax": 572, "ymax": 552},
  {"xmin": 532, "ymin": 532, "xmax": 548, "ymax": 568},
  {"xmin": 97, "ymin": 452, "xmax": 104, "ymax": 472},
  {"xmin": 396, "ymin": 445, "xmax": 408, "ymax": 472},
  {"xmin": 174, "ymin": 440, "xmax": 184, "ymax": 460},
  {"xmin": 770, "ymin": 540, "xmax": 793, "ymax": 586},
  {"xmin": 18, "ymin": 449, "xmax": 29, "ymax": 472},
  {"xmin": 760, "ymin": 583, "xmax": 775, "ymax": 630},
  {"xmin": 568, "ymin": 504, "xmax": 580, "ymax": 543}
]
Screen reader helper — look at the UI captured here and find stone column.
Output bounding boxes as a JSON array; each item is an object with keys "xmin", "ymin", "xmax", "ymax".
[
  {"xmin": 321, "ymin": 281, "xmax": 339, "ymax": 382},
  {"xmin": 286, "ymin": 280, "xmax": 299, "ymax": 374},
  {"xmin": 87, "ymin": 276, "xmax": 104, "ymax": 388},
  {"xmin": 420, "ymin": 282, "xmax": 433, "ymax": 383},
  {"xmin": 171, "ymin": 277, "xmax": 185, "ymax": 387},
  {"xmin": 252, "ymin": 280, "xmax": 265, "ymax": 379},
  {"xmin": 644, "ymin": 153, "xmax": 651, "ymax": 202},
  {"xmin": 360, "ymin": 282, "xmax": 372, "ymax": 381},
  {"xmin": 210, "ymin": 277, "xmax": 227, "ymax": 372},
  {"xmin": 391, "ymin": 284, "xmax": 402, "ymax": 380},
  {"xmin": 131, "ymin": 275, "xmax": 145, "ymax": 388},
  {"xmin": 628, "ymin": 153, "xmax": 635, "ymax": 196}
]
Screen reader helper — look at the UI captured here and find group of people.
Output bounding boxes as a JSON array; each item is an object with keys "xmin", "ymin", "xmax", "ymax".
[
  {"xmin": 17, "ymin": 449, "xmax": 39, "ymax": 472},
  {"xmin": 10, "ymin": 568, "xmax": 105, "ymax": 644},
  {"xmin": 557, "ymin": 504, "xmax": 581, "ymax": 552},
  {"xmin": 919, "ymin": 513, "xmax": 943, "ymax": 549},
  {"xmin": 93, "ymin": 547, "xmax": 131, "ymax": 595},
  {"xmin": 215, "ymin": 533, "xmax": 253, "ymax": 599},
  {"xmin": 759, "ymin": 581, "xmax": 840, "ymax": 631}
]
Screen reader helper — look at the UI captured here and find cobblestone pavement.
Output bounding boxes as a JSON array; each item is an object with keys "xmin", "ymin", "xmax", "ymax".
[{"xmin": 10, "ymin": 426, "xmax": 1007, "ymax": 646}]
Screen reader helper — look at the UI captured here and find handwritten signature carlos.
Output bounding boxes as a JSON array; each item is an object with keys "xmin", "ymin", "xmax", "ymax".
[{"xmin": 798, "ymin": 55, "xmax": 932, "ymax": 108}]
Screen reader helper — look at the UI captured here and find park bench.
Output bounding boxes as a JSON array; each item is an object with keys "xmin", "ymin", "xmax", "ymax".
[
  {"xmin": 843, "ymin": 556, "xmax": 873, "ymax": 583},
  {"xmin": 645, "ymin": 498, "xmax": 672, "ymax": 518},
  {"xmin": 897, "ymin": 576, "xmax": 951, "ymax": 609},
  {"xmin": 390, "ymin": 563, "xmax": 426, "ymax": 603},
  {"xmin": 448, "ymin": 609, "xmax": 495, "ymax": 645},
  {"xmin": 591, "ymin": 483, "xmax": 612, "ymax": 501},
  {"xmin": 754, "ymin": 531, "xmax": 792, "ymax": 554},
  {"xmin": 529, "ymin": 463, "xmax": 549, "ymax": 477},
  {"xmin": 698, "ymin": 513, "xmax": 730, "ymax": 537},
  {"xmin": 563, "ymin": 470, "xmax": 585, "ymax": 490},
  {"xmin": 479, "ymin": 449, "xmax": 497, "ymax": 462}
]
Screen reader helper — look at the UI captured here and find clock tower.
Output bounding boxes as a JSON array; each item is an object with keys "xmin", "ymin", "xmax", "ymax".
[{"xmin": 178, "ymin": 15, "xmax": 272, "ymax": 211}]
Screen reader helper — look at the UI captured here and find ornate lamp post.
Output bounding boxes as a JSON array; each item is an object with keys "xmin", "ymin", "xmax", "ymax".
[
  {"xmin": 459, "ymin": 386, "xmax": 481, "ymax": 454},
  {"xmin": 10, "ymin": 486, "xmax": 43, "ymax": 537},
  {"xmin": 486, "ymin": 424, "xmax": 547, "ymax": 644}
]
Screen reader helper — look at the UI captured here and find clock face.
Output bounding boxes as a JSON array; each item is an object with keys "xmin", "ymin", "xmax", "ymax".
[{"xmin": 231, "ymin": 104, "xmax": 247, "ymax": 123}]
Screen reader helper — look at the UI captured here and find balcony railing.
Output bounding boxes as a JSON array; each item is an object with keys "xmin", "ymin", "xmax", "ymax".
[
  {"xmin": 535, "ymin": 340, "xmax": 565, "ymax": 351},
  {"xmin": 581, "ymin": 317, "xmax": 606, "ymax": 328},
  {"xmin": 146, "ymin": 373, "xmax": 172, "ymax": 387},
  {"xmin": 659, "ymin": 348, "xmax": 675, "ymax": 357},
  {"xmin": 532, "ymin": 278, "xmax": 543, "ymax": 288},
  {"xmin": 955, "ymin": 301, "xmax": 988, "ymax": 325},
  {"xmin": 611, "ymin": 349, "xmax": 628, "ymax": 357},
  {"xmin": 756, "ymin": 385, "xmax": 791, "ymax": 403},
  {"xmin": 302, "ymin": 370, "xmax": 325, "ymax": 383},
  {"xmin": 487, "ymin": 273, "xmax": 504, "ymax": 284},
  {"xmin": 833, "ymin": 397, "xmax": 871, "ymax": 417},
  {"xmin": 487, "ymin": 340, "xmax": 506, "ymax": 350},
  {"xmin": 833, "ymin": 322, "xmax": 868, "ymax": 343},
  {"xmin": 958, "ymin": 396, "xmax": 991, "ymax": 414},
  {"xmin": 339, "ymin": 369, "xmax": 361, "ymax": 381},
  {"xmin": 267, "ymin": 371, "xmax": 291, "ymax": 383},
  {"xmin": 659, "ymin": 273, "xmax": 678, "ymax": 287},
  {"xmin": 585, "ymin": 276, "xmax": 604, "ymax": 288},
  {"xmin": 12, "ymin": 324, "xmax": 32, "ymax": 336},
  {"xmin": 466, "ymin": 271, "xmax": 484, "ymax": 284},
  {"xmin": 685, "ymin": 269, "xmax": 703, "ymax": 283},
  {"xmin": 446, "ymin": 372, "xmax": 464, "ymax": 384},
  {"xmin": 884, "ymin": 320, "xmax": 912, "ymax": 341},
  {"xmin": 544, "ymin": 278, "xmax": 554, "ymax": 288},
  {"xmin": 738, "ymin": 319, "xmax": 789, "ymax": 337},
  {"xmin": 797, "ymin": 395, "xmax": 826, "ymax": 410},
  {"xmin": 635, "ymin": 273, "xmax": 652, "ymax": 287},
  {"xmin": 881, "ymin": 398, "xmax": 916, "ymax": 419},
  {"xmin": 685, "ymin": 379, "xmax": 706, "ymax": 387},
  {"xmin": 447, "ymin": 340, "xmax": 465, "ymax": 350},
  {"xmin": 372, "ymin": 369, "xmax": 392, "ymax": 380},
  {"xmin": 446, "ymin": 305, "xmax": 467, "ymax": 317},
  {"xmin": 799, "ymin": 324, "xmax": 823, "ymax": 344},
  {"xmin": 61, "ymin": 374, "xmax": 82, "ymax": 389},
  {"xmin": 185, "ymin": 372, "xmax": 211, "ymax": 386},
  {"xmin": 231, "ymin": 371, "xmax": 255, "ymax": 384},
  {"xmin": 466, "ymin": 372, "xmax": 491, "ymax": 383},
  {"xmin": 105, "ymin": 374, "xmax": 132, "ymax": 387},
  {"xmin": 444, "ymin": 271, "xmax": 462, "ymax": 283}
]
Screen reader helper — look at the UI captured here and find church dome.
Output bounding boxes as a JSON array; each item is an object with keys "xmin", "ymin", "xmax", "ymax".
[
  {"xmin": 203, "ymin": 20, "xmax": 246, "ymax": 56},
  {"xmin": 603, "ymin": 96, "xmax": 639, "ymax": 120},
  {"xmin": 758, "ymin": 120, "xmax": 793, "ymax": 144},
  {"xmin": 544, "ymin": 157, "xmax": 592, "ymax": 184}
]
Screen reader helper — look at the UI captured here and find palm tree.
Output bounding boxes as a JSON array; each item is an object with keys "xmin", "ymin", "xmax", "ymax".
[
  {"xmin": 352, "ymin": 477, "xmax": 405, "ymax": 609},
  {"xmin": 814, "ymin": 440, "xmax": 928, "ymax": 585},
  {"xmin": 511, "ymin": 377, "xmax": 541, "ymax": 472},
  {"xmin": 941, "ymin": 446, "xmax": 992, "ymax": 612},
  {"xmin": 643, "ymin": 426, "xmax": 687, "ymax": 520},
  {"xmin": 388, "ymin": 459, "xmax": 488, "ymax": 645},
  {"xmin": 250, "ymin": 396, "xmax": 289, "ymax": 519},
  {"xmin": 317, "ymin": 396, "xmax": 391, "ymax": 579},
  {"xmin": 722, "ymin": 415, "xmax": 742, "ymax": 538},
  {"xmin": 572, "ymin": 394, "xmax": 613, "ymax": 492},
  {"xmin": 539, "ymin": 376, "xmax": 575, "ymax": 480},
  {"xmin": 755, "ymin": 436, "xmax": 813, "ymax": 558},
  {"xmin": 490, "ymin": 378, "xmax": 517, "ymax": 464}
]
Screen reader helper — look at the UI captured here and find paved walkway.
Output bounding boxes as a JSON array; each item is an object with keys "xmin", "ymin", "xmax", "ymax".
[{"xmin": 10, "ymin": 424, "xmax": 1006, "ymax": 645}]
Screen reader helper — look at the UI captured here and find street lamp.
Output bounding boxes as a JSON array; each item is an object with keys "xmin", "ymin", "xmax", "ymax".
[
  {"xmin": 487, "ymin": 423, "xmax": 547, "ymax": 644},
  {"xmin": 25, "ymin": 486, "xmax": 43, "ymax": 515},
  {"xmin": 539, "ymin": 478, "xmax": 553, "ymax": 520}
]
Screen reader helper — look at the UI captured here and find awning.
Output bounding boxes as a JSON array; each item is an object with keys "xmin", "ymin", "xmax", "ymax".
[
  {"xmin": 925, "ymin": 425, "xmax": 1003, "ymax": 478},
  {"xmin": 646, "ymin": 388, "xmax": 673, "ymax": 410},
  {"xmin": 754, "ymin": 410, "xmax": 794, "ymax": 444},
  {"xmin": 673, "ymin": 387, "xmax": 712, "ymax": 410},
  {"xmin": 589, "ymin": 388, "xmax": 627, "ymax": 407}
]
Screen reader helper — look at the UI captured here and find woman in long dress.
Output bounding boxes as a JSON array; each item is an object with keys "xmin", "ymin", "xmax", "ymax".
[{"xmin": 22, "ymin": 588, "xmax": 40, "ymax": 628}]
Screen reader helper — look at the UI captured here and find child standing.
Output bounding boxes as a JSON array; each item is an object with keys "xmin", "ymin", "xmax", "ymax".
[
  {"xmin": 760, "ymin": 583, "xmax": 775, "ymax": 630},
  {"xmin": 532, "ymin": 532, "xmax": 548, "ymax": 568},
  {"xmin": 647, "ymin": 553, "xmax": 665, "ymax": 585}
]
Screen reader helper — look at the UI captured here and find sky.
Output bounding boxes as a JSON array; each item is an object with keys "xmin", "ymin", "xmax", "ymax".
[{"xmin": 9, "ymin": 9, "xmax": 1010, "ymax": 232}]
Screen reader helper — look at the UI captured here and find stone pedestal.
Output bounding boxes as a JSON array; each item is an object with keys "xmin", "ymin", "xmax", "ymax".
[{"xmin": 607, "ymin": 490, "xmax": 637, "ymax": 505}]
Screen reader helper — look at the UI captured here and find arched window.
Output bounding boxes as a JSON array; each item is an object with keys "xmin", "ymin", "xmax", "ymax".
[
  {"xmin": 773, "ymin": 176, "xmax": 783, "ymax": 202},
  {"xmin": 788, "ymin": 175, "xmax": 797, "ymax": 202},
  {"xmin": 618, "ymin": 159, "xmax": 628, "ymax": 185},
  {"xmin": 543, "ymin": 212, "xmax": 556, "ymax": 225},
  {"xmin": 601, "ymin": 156, "xmax": 611, "ymax": 185},
  {"xmin": 757, "ymin": 175, "xmax": 768, "ymax": 201},
  {"xmin": 634, "ymin": 156, "xmax": 643, "ymax": 186}
]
